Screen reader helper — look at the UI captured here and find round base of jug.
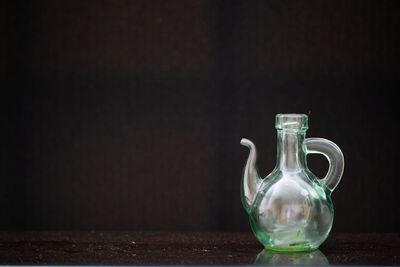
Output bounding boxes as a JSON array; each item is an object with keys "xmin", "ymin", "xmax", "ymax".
[{"xmin": 264, "ymin": 245, "xmax": 319, "ymax": 253}]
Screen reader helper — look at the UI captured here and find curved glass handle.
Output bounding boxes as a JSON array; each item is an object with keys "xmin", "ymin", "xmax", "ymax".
[{"xmin": 305, "ymin": 138, "xmax": 344, "ymax": 192}]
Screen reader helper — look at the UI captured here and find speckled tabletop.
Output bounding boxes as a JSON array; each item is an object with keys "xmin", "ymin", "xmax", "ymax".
[{"xmin": 0, "ymin": 232, "xmax": 399, "ymax": 265}]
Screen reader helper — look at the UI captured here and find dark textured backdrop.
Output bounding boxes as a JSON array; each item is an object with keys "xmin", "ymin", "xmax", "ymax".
[{"xmin": 2, "ymin": 0, "xmax": 399, "ymax": 231}]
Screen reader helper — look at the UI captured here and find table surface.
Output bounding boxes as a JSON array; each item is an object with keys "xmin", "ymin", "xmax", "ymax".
[{"xmin": 0, "ymin": 232, "xmax": 399, "ymax": 265}]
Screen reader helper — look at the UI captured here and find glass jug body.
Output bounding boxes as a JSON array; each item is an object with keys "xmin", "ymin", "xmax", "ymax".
[{"xmin": 240, "ymin": 114, "xmax": 344, "ymax": 252}]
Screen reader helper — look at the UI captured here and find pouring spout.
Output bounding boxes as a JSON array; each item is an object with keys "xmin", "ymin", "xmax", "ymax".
[{"xmin": 240, "ymin": 138, "xmax": 262, "ymax": 213}]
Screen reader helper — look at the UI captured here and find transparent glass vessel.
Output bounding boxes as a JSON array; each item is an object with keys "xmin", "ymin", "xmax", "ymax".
[{"xmin": 240, "ymin": 114, "xmax": 344, "ymax": 252}]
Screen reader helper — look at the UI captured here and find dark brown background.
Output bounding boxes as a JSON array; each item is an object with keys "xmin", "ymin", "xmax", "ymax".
[{"xmin": 1, "ymin": 0, "xmax": 399, "ymax": 232}]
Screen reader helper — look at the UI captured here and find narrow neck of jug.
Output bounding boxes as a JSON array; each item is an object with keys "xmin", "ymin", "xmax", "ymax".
[
  {"xmin": 274, "ymin": 114, "xmax": 308, "ymax": 172},
  {"xmin": 276, "ymin": 130, "xmax": 307, "ymax": 171}
]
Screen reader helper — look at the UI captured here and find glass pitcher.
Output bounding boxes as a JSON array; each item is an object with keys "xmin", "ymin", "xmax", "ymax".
[{"xmin": 240, "ymin": 114, "xmax": 344, "ymax": 252}]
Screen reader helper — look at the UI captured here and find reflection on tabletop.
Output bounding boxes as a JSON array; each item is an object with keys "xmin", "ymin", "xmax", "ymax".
[{"xmin": 254, "ymin": 249, "xmax": 329, "ymax": 265}]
